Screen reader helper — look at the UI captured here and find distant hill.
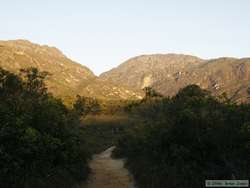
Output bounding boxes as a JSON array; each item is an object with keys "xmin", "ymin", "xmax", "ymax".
[
  {"xmin": 2, "ymin": 40, "xmax": 250, "ymax": 103},
  {"xmin": 100, "ymin": 54, "xmax": 250, "ymax": 103},
  {"xmin": 0, "ymin": 40, "xmax": 142, "ymax": 100}
]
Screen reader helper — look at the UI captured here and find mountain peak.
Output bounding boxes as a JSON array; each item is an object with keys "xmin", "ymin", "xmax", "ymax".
[
  {"xmin": 0, "ymin": 39, "xmax": 66, "ymax": 59},
  {"xmin": 100, "ymin": 54, "xmax": 250, "ymax": 103},
  {"xmin": 0, "ymin": 40, "xmax": 143, "ymax": 100},
  {"xmin": 100, "ymin": 54, "xmax": 204, "ymax": 89}
]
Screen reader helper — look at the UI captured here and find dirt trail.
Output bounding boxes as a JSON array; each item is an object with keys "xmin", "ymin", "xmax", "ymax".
[{"xmin": 81, "ymin": 146, "xmax": 136, "ymax": 188}]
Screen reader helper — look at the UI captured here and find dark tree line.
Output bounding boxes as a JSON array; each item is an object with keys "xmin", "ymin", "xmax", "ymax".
[
  {"xmin": 0, "ymin": 68, "xmax": 90, "ymax": 188},
  {"xmin": 74, "ymin": 95, "xmax": 101, "ymax": 116},
  {"xmin": 114, "ymin": 85, "xmax": 250, "ymax": 188}
]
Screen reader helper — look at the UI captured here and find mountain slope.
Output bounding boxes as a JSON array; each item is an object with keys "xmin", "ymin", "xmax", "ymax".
[
  {"xmin": 100, "ymin": 54, "xmax": 250, "ymax": 103},
  {"xmin": 0, "ymin": 40, "xmax": 142, "ymax": 100},
  {"xmin": 100, "ymin": 54, "xmax": 204, "ymax": 89}
]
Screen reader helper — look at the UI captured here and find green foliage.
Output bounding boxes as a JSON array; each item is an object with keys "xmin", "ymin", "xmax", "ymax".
[
  {"xmin": 0, "ymin": 68, "xmax": 90, "ymax": 188},
  {"xmin": 2, "ymin": 66, "xmax": 249, "ymax": 188},
  {"xmin": 143, "ymin": 87, "xmax": 163, "ymax": 99},
  {"xmin": 73, "ymin": 95, "xmax": 101, "ymax": 116},
  {"xmin": 115, "ymin": 85, "xmax": 250, "ymax": 188}
]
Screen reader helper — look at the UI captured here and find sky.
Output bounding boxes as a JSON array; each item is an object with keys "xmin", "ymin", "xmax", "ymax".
[{"xmin": 1, "ymin": 0, "xmax": 250, "ymax": 75}]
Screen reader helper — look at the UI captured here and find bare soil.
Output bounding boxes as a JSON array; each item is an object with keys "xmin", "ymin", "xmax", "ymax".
[{"xmin": 81, "ymin": 146, "xmax": 136, "ymax": 188}]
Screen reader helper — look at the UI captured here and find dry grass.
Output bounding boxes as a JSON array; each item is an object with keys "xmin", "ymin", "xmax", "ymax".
[{"xmin": 82, "ymin": 114, "xmax": 132, "ymax": 126}]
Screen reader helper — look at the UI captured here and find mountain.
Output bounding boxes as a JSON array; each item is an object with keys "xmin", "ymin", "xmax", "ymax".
[
  {"xmin": 0, "ymin": 40, "xmax": 142, "ymax": 100},
  {"xmin": 100, "ymin": 54, "xmax": 250, "ymax": 103},
  {"xmin": 2, "ymin": 40, "xmax": 249, "ymax": 103}
]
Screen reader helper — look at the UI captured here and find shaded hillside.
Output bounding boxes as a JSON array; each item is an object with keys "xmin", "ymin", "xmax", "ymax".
[
  {"xmin": 0, "ymin": 40, "xmax": 142, "ymax": 100},
  {"xmin": 100, "ymin": 54, "xmax": 250, "ymax": 103}
]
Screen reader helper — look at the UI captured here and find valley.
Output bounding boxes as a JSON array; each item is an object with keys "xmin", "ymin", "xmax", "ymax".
[
  {"xmin": 0, "ymin": 40, "xmax": 250, "ymax": 188},
  {"xmin": 1, "ymin": 40, "xmax": 250, "ymax": 103}
]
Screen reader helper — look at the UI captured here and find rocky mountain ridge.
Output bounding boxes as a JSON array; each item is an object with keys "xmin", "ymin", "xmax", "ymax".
[
  {"xmin": 1, "ymin": 39, "xmax": 250, "ymax": 103},
  {"xmin": 100, "ymin": 54, "xmax": 250, "ymax": 103},
  {"xmin": 0, "ymin": 40, "xmax": 142, "ymax": 100}
]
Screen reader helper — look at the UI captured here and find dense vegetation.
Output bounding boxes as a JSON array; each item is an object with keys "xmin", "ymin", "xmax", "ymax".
[
  {"xmin": 114, "ymin": 85, "xmax": 250, "ymax": 188},
  {"xmin": 1, "ymin": 66, "xmax": 250, "ymax": 188},
  {"xmin": 0, "ymin": 68, "xmax": 90, "ymax": 188}
]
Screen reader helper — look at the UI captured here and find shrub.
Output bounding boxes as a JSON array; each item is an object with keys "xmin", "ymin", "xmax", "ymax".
[{"xmin": 0, "ymin": 68, "xmax": 90, "ymax": 188}]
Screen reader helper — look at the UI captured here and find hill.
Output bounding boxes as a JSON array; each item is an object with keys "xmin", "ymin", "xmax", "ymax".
[
  {"xmin": 0, "ymin": 40, "xmax": 142, "ymax": 100},
  {"xmin": 100, "ymin": 54, "xmax": 250, "ymax": 103}
]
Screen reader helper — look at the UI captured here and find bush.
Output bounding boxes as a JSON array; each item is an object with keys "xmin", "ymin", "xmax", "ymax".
[
  {"xmin": 115, "ymin": 85, "xmax": 250, "ymax": 188},
  {"xmin": 0, "ymin": 68, "xmax": 90, "ymax": 188}
]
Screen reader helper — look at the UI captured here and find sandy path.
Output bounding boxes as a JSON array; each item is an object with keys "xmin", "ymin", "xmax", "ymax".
[{"xmin": 81, "ymin": 146, "xmax": 135, "ymax": 188}]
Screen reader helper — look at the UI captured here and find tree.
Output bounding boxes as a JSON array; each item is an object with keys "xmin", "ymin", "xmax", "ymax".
[
  {"xmin": 73, "ymin": 95, "xmax": 101, "ymax": 116},
  {"xmin": 115, "ymin": 84, "xmax": 250, "ymax": 188},
  {"xmin": 20, "ymin": 67, "xmax": 49, "ymax": 96},
  {"xmin": 143, "ymin": 87, "xmax": 163, "ymax": 99},
  {"xmin": 175, "ymin": 84, "xmax": 210, "ymax": 99},
  {"xmin": 0, "ymin": 68, "xmax": 90, "ymax": 188}
]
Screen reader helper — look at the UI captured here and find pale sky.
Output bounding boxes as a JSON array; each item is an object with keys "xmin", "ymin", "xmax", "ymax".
[{"xmin": 1, "ymin": 0, "xmax": 250, "ymax": 75}]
